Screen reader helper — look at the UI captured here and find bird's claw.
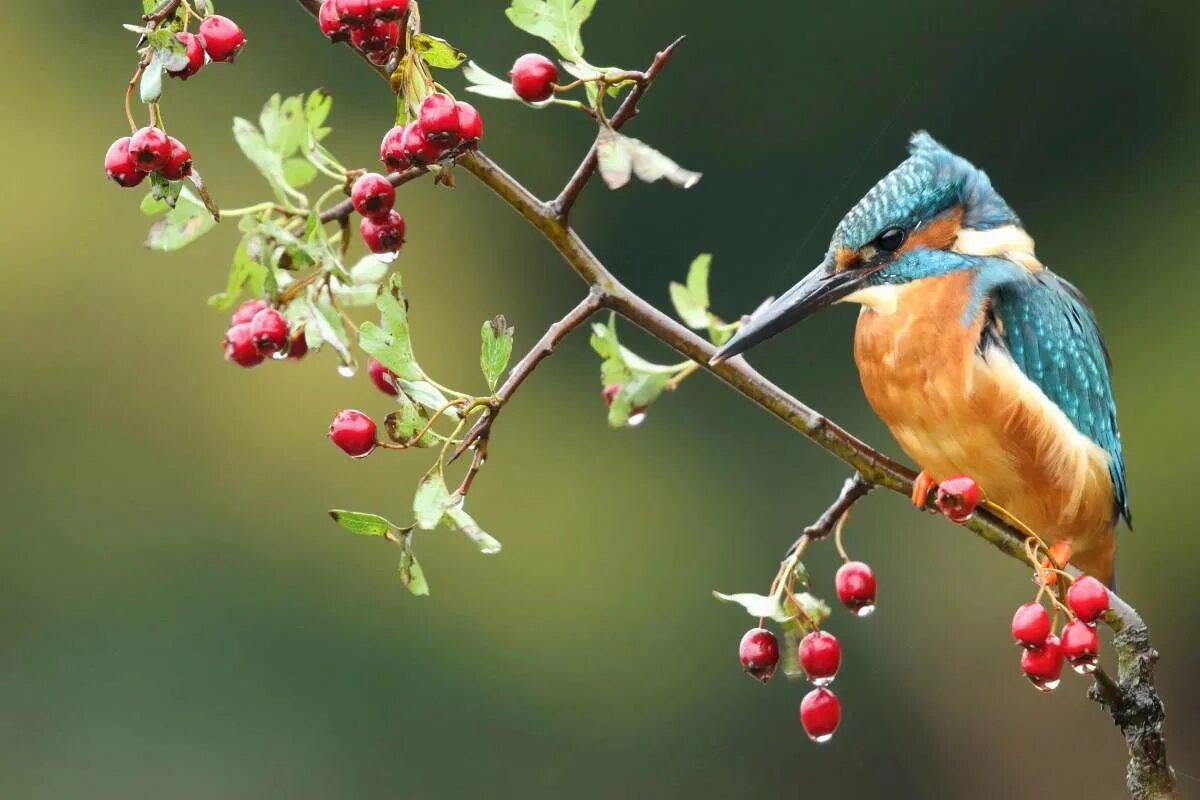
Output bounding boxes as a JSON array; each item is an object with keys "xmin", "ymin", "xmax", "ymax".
[{"xmin": 911, "ymin": 471, "xmax": 937, "ymax": 509}]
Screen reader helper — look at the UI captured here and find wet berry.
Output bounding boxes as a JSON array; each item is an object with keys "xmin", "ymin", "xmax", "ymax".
[
  {"xmin": 360, "ymin": 210, "xmax": 406, "ymax": 254},
  {"xmin": 1020, "ymin": 634, "xmax": 1063, "ymax": 692},
  {"xmin": 373, "ymin": 0, "xmax": 410, "ymax": 20},
  {"xmin": 223, "ymin": 323, "xmax": 264, "ymax": 368},
  {"xmin": 380, "ymin": 125, "xmax": 409, "ymax": 172},
  {"xmin": 168, "ymin": 32, "xmax": 205, "ymax": 79},
  {"xmin": 1011, "ymin": 601, "xmax": 1051, "ymax": 649},
  {"xmin": 418, "ymin": 93, "xmax": 460, "ymax": 143},
  {"xmin": 510, "ymin": 53, "xmax": 558, "ymax": 103},
  {"xmin": 250, "ymin": 308, "xmax": 289, "ymax": 353},
  {"xmin": 1061, "ymin": 619, "xmax": 1100, "ymax": 674},
  {"xmin": 1067, "ymin": 576, "xmax": 1109, "ymax": 624},
  {"xmin": 104, "ymin": 137, "xmax": 146, "ymax": 188},
  {"xmin": 368, "ymin": 357, "xmax": 400, "ymax": 396},
  {"xmin": 351, "ymin": 173, "xmax": 395, "ymax": 220},
  {"xmin": 834, "ymin": 561, "xmax": 877, "ymax": 616},
  {"xmin": 160, "ymin": 136, "xmax": 193, "ymax": 181},
  {"xmin": 231, "ymin": 298, "xmax": 268, "ymax": 326},
  {"xmin": 799, "ymin": 688, "xmax": 841, "ymax": 743},
  {"xmin": 738, "ymin": 627, "xmax": 779, "ymax": 684},
  {"xmin": 318, "ymin": 0, "xmax": 350, "ymax": 41},
  {"xmin": 401, "ymin": 121, "xmax": 442, "ymax": 165},
  {"xmin": 602, "ymin": 383, "xmax": 621, "ymax": 407},
  {"xmin": 798, "ymin": 631, "xmax": 842, "ymax": 686},
  {"xmin": 334, "ymin": 0, "xmax": 372, "ymax": 23},
  {"xmin": 128, "ymin": 127, "xmax": 171, "ymax": 173},
  {"xmin": 328, "ymin": 410, "xmax": 377, "ymax": 458},
  {"xmin": 350, "ymin": 18, "xmax": 399, "ymax": 53},
  {"xmin": 198, "ymin": 15, "xmax": 246, "ymax": 63},
  {"xmin": 935, "ymin": 474, "xmax": 981, "ymax": 523},
  {"xmin": 456, "ymin": 101, "xmax": 484, "ymax": 146}
]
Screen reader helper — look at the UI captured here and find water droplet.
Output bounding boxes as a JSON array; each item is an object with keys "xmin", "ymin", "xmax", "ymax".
[
  {"xmin": 811, "ymin": 676, "xmax": 835, "ymax": 688},
  {"xmin": 1026, "ymin": 676, "xmax": 1060, "ymax": 693},
  {"xmin": 271, "ymin": 350, "xmax": 288, "ymax": 361},
  {"xmin": 375, "ymin": 250, "xmax": 400, "ymax": 264},
  {"xmin": 852, "ymin": 603, "xmax": 876, "ymax": 618},
  {"xmin": 337, "ymin": 360, "xmax": 358, "ymax": 378},
  {"xmin": 627, "ymin": 411, "xmax": 647, "ymax": 427},
  {"xmin": 809, "ymin": 733, "xmax": 834, "ymax": 744},
  {"xmin": 1071, "ymin": 657, "xmax": 1098, "ymax": 675}
]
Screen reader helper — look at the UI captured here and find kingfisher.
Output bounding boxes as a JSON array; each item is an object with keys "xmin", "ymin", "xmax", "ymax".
[{"xmin": 712, "ymin": 133, "xmax": 1129, "ymax": 586}]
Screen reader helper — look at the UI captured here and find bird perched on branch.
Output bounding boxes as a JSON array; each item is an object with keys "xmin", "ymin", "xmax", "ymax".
[{"xmin": 712, "ymin": 133, "xmax": 1129, "ymax": 586}]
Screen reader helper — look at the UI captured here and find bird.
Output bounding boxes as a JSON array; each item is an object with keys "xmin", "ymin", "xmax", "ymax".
[{"xmin": 711, "ymin": 133, "xmax": 1129, "ymax": 586}]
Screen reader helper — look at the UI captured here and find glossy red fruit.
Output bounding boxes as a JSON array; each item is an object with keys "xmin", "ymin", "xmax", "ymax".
[
  {"xmin": 286, "ymin": 329, "xmax": 309, "ymax": 360},
  {"xmin": 401, "ymin": 121, "xmax": 442, "ymax": 165},
  {"xmin": 738, "ymin": 627, "xmax": 780, "ymax": 684},
  {"xmin": 379, "ymin": 125, "xmax": 409, "ymax": 172},
  {"xmin": 373, "ymin": 0, "xmax": 410, "ymax": 20},
  {"xmin": 1020, "ymin": 635, "xmax": 1064, "ymax": 692},
  {"xmin": 798, "ymin": 631, "xmax": 842, "ymax": 686},
  {"xmin": 455, "ymin": 101, "xmax": 484, "ymax": 147},
  {"xmin": 128, "ymin": 127, "xmax": 171, "ymax": 173},
  {"xmin": 168, "ymin": 32, "xmax": 205, "ymax": 79},
  {"xmin": 223, "ymin": 323, "xmax": 264, "ymax": 368},
  {"xmin": 934, "ymin": 474, "xmax": 981, "ymax": 523},
  {"xmin": 360, "ymin": 210, "xmax": 406, "ymax": 254},
  {"xmin": 799, "ymin": 688, "xmax": 841, "ymax": 742},
  {"xmin": 351, "ymin": 173, "xmax": 395, "ymax": 220},
  {"xmin": 834, "ymin": 561, "xmax": 877, "ymax": 616},
  {"xmin": 1067, "ymin": 576, "xmax": 1109, "ymax": 624},
  {"xmin": 350, "ymin": 18, "xmax": 399, "ymax": 52},
  {"xmin": 602, "ymin": 384, "xmax": 621, "ymax": 407},
  {"xmin": 334, "ymin": 0, "xmax": 372, "ymax": 23},
  {"xmin": 328, "ymin": 410, "xmax": 377, "ymax": 458},
  {"xmin": 104, "ymin": 137, "xmax": 147, "ymax": 188},
  {"xmin": 160, "ymin": 136, "xmax": 193, "ymax": 181},
  {"xmin": 1061, "ymin": 619, "xmax": 1100, "ymax": 674},
  {"xmin": 1011, "ymin": 601, "xmax": 1051, "ymax": 649},
  {"xmin": 509, "ymin": 53, "xmax": 558, "ymax": 102},
  {"xmin": 250, "ymin": 308, "xmax": 289, "ymax": 353},
  {"xmin": 231, "ymin": 298, "xmax": 268, "ymax": 326},
  {"xmin": 318, "ymin": 0, "xmax": 350, "ymax": 41},
  {"xmin": 419, "ymin": 93, "xmax": 460, "ymax": 143},
  {"xmin": 198, "ymin": 15, "xmax": 246, "ymax": 63},
  {"xmin": 368, "ymin": 357, "xmax": 400, "ymax": 396}
]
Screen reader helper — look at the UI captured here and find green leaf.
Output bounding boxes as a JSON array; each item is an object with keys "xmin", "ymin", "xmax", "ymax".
[
  {"xmin": 145, "ymin": 186, "xmax": 218, "ymax": 251},
  {"xmin": 445, "ymin": 506, "xmax": 502, "ymax": 554},
  {"xmin": 462, "ymin": 61, "xmax": 538, "ymax": 105},
  {"xmin": 505, "ymin": 0, "xmax": 596, "ymax": 64},
  {"xmin": 606, "ymin": 371, "xmax": 667, "ymax": 428},
  {"xmin": 358, "ymin": 275, "xmax": 422, "ymax": 381},
  {"xmin": 140, "ymin": 192, "xmax": 169, "ymax": 216},
  {"xmin": 669, "ymin": 254, "xmax": 712, "ymax": 328},
  {"xmin": 480, "ymin": 316, "xmax": 515, "ymax": 393},
  {"xmin": 283, "ymin": 157, "xmax": 319, "ymax": 188},
  {"xmin": 139, "ymin": 55, "xmax": 164, "ymax": 104},
  {"xmin": 398, "ymin": 549, "xmax": 430, "ymax": 595},
  {"xmin": 148, "ymin": 172, "xmax": 184, "ymax": 208},
  {"xmin": 413, "ymin": 33, "xmax": 468, "ymax": 69},
  {"xmin": 414, "ymin": 471, "xmax": 452, "ymax": 530},
  {"xmin": 304, "ymin": 89, "xmax": 334, "ymax": 141},
  {"xmin": 398, "ymin": 380, "xmax": 456, "ymax": 418},
  {"xmin": 328, "ymin": 510, "xmax": 397, "ymax": 536},
  {"xmin": 208, "ymin": 234, "xmax": 268, "ymax": 309},
  {"xmin": 686, "ymin": 254, "xmax": 712, "ymax": 311},
  {"xmin": 712, "ymin": 590, "xmax": 793, "ymax": 623},
  {"xmin": 260, "ymin": 94, "xmax": 308, "ymax": 159},
  {"xmin": 232, "ymin": 117, "xmax": 292, "ymax": 201},
  {"xmin": 595, "ymin": 128, "xmax": 701, "ymax": 191},
  {"xmin": 384, "ymin": 393, "xmax": 436, "ymax": 447}
]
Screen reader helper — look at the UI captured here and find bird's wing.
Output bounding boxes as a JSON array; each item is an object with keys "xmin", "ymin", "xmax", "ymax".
[{"xmin": 986, "ymin": 269, "xmax": 1131, "ymax": 526}]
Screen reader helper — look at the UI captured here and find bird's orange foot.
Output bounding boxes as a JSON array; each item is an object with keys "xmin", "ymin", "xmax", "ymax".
[
  {"xmin": 910, "ymin": 471, "xmax": 937, "ymax": 509},
  {"xmin": 1038, "ymin": 541, "xmax": 1073, "ymax": 586}
]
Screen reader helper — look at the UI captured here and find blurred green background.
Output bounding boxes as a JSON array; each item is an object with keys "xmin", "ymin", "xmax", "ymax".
[{"xmin": 2, "ymin": 1, "xmax": 1198, "ymax": 797}]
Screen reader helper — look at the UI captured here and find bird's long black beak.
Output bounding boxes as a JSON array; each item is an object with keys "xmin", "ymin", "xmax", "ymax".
[{"xmin": 709, "ymin": 264, "xmax": 869, "ymax": 365}]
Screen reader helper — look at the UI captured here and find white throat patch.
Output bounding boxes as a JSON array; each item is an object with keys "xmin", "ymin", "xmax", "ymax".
[{"xmin": 953, "ymin": 224, "xmax": 1042, "ymax": 272}]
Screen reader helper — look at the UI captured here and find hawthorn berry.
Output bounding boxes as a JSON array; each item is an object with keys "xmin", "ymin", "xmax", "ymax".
[
  {"xmin": 334, "ymin": 0, "xmax": 372, "ymax": 24},
  {"xmin": 250, "ymin": 308, "xmax": 289, "ymax": 354},
  {"xmin": 419, "ymin": 93, "xmax": 460, "ymax": 143},
  {"xmin": 104, "ymin": 137, "xmax": 146, "ymax": 188},
  {"xmin": 328, "ymin": 410, "xmax": 377, "ymax": 458},
  {"xmin": 128, "ymin": 126, "xmax": 171, "ymax": 173},
  {"xmin": 1010, "ymin": 601, "xmax": 1051, "ymax": 649},
  {"xmin": 231, "ymin": 298, "xmax": 269, "ymax": 326},
  {"xmin": 350, "ymin": 18, "xmax": 399, "ymax": 53},
  {"xmin": 373, "ymin": 0, "xmax": 410, "ymax": 21},
  {"xmin": 934, "ymin": 474, "xmax": 981, "ymax": 523},
  {"xmin": 1020, "ymin": 634, "xmax": 1063, "ymax": 692},
  {"xmin": 223, "ymin": 323, "xmax": 264, "ymax": 368},
  {"xmin": 1066, "ymin": 576, "xmax": 1109, "ymax": 624},
  {"xmin": 351, "ymin": 173, "xmax": 395, "ymax": 220},
  {"xmin": 198, "ymin": 15, "xmax": 246, "ymax": 63},
  {"xmin": 368, "ymin": 357, "xmax": 400, "ymax": 396},
  {"xmin": 168, "ymin": 32, "xmax": 205, "ymax": 79},
  {"xmin": 834, "ymin": 561, "xmax": 877, "ymax": 616},
  {"xmin": 738, "ymin": 627, "xmax": 779, "ymax": 684},
  {"xmin": 401, "ymin": 121, "xmax": 443, "ymax": 165},
  {"xmin": 798, "ymin": 631, "xmax": 841, "ymax": 686},
  {"xmin": 380, "ymin": 125, "xmax": 409, "ymax": 172},
  {"xmin": 799, "ymin": 688, "xmax": 841, "ymax": 743},
  {"xmin": 602, "ymin": 383, "xmax": 621, "ymax": 407},
  {"xmin": 510, "ymin": 53, "xmax": 558, "ymax": 103},
  {"xmin": 456, "ymin": 101, "xmax": 484, "ymax": 147},
  {"xmin": 360, "ymin": 210, "xmax": 406, "ymax": 254},
  {"xmin": 160, "ymin": 136, "xmax": 193, "ymax": 181},
  {"xmin": 318, "ymin": 0, "xmax": 350, "ymax": 41},
  {"xmin": 1061, "ymin": 619, "xmax": 1100, "ymax": 674},
  {"xmin": 286, "ymin": 329, "xmax": 309, "ymax": 360}
]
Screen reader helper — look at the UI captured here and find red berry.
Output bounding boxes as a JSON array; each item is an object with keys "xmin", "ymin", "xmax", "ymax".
[
  {"xmin": 104, "ymin": 137, "xmax": 146, "ymax": 188},
  {"xmin": 934, "ymin": 474, "xmax": 981, "ymax": 523},
  {"xmin": 351, "ymin": 173, "xmax": 395, "ymax": 220},
  {"xmin": 455, "ymin": 101, "xmax": 484, "ymax": 147},
  {"xmin": 1061, "ymin": 619, "xmax": 1100, "ymax": 674},
  {"xmin": 1020, "ymin": 635, "xmax": 1064, "ymax": 692},
  {"xmin": 249, "ymin": 308, "xmax": 289, "ymax": 353},
  {"xmin": 738, "ymin": 627, "xmax": 779, "ymax": 684},
  {"xmin": 799, "ymin": 688, "xmax": 841, "ymax": 743},
  {"xmin": 318, "ymin": 0, "xmax": 350, "ymax": 41},
  {"xmin": 198, "ymin": 15, "xmax": 246, "ymax": 63},
  {"xmin": 286, "ymin": 329, "xmax": 309, "ymax": 360},
  {"xmin": 1010, "ymin": 602, "xmax": 1051, "ymax": 649},
  {"xmin": 231, "ymin": 299, "xmax": 268, "ymax": 326},
  {"xmin": 380, "ymin": 125, "xmax": 409, "ymax": 172},
  {"xmin": 223, "ymin": 323, "xmax": 264, "ymax": 368},
  {"xmin": 372, "ymin": 0, "xmax": 410, "ymax": 21},
  {"xmin": 128, "ymin": 127, "xmax": 171, "ymax": 173},
  {"xmin": 360, "ymin": 210, "xmax": 406, "ymax": 254},
  {"xmin": 350, "ymin": 18, "xmax": 399, "ymax": 52},
  {"xmin": 602, "ymin": 383, "xmax": 621, "ymax": 407},
  {"xmin": 1066, "ymin": 576, "xmax": 1109, "ymax": 624},
  {"xmin": 509, "ymin": 53, "xmax": 558, "ymax": 103},
  {"xmin": 328, "ymin": 410, "xmax": 377, "ymax": 458},
  {"xmin": 834, "ymin": 561, "xmax": 877, "ymax": 616},
  {"xmin": 418, "ymin": 93, "xmax": 460, "ymax": 143},
  {"xmin": 401, "ymin": 121, "xmax": 442, "ymax": 165},
  {"xmin": 798, "ymin": 631, "xmax": 842, "ymax": 686},
  {"xmin": 160, "ymin": 136, "xmax": 193, "ymax": 181},
  {"xmin": 334, "ymin": 0, "xmax": 372, "ymax": 23},
  {"xmin": 168, "ymin": 32, "xmax": 205, "ymax": 79},
  {"xmin": 368, "ymin": 357, "xmax": 400, "ymax": 396}
]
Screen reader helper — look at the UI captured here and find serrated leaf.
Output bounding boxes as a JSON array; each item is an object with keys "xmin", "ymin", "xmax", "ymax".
[
  {"xmin": 397, "ymin": 380, "xmax": 456, "ymax": 419},
  {"xmin": 304, "ymin": 89, "xmax": 333, "ymax": 138},
  {"xmin": 669, "ymin": 283, "xmax": 707, "ymax": 329},
  {"xmin": 480, "ymin": 316, "xmax": 514, "ymax": 393},
  {"xmin": 414, "ymin": 472, "xmax": 452, "ymax": 530},
  {"xmin": 445, "ymin": 505, "xmax": 502, "ymax": 554},
  {"xmin": 413, "ymin": 33, "xmax": 468, "ymax": 68},
  {"xmin": 606, "ymin": 371, "xmax": 667, "ymax": 427},
  {"xmin": 208, "ymin": 234, "xmax": 267, "ymax": 309},
  {"xmin": 358, "ymin": 275, "xmax": 422, "ymax": 381},
  {"xmin": 712, "ymin": 590, "xmax": 793, "ymax": 623},
  {"xmin": 260, "ymin": 94, "xmax": 308, "ymax": 159},
  {"xmin": 686, "ymin": 254, "xmax": 711, "ymax": 311},
  {"xmin": 283, "ymin": 158, "xmax": 319, "ymax": 188},
  {"xmin": 384, "ymin": 392, "xmax": 436, "ymax": 448},
  {"xmin": 328, "ymin": 510, "xmax": 396, "ymax": 536},
  {"xmin": 148, "ymin": 172, "xmax": 183, "ymax": 209},
  {"xmin": 398, "ymin": 549, "xmax": 430, "ymax": 595},
  {"xmin": 233, "ymin": 117, "xmax": 292, "ymax": 200},
  {"xmin": 595, "ymin": 128, "xmax": 701, "ymax": 190},
  {"xmin": 505, "ymin": 0, "xmax": 596, "ymax": 64},
  {"xmin": 145, "ymin": 186, "xmax": 218, "ymax": 251}
]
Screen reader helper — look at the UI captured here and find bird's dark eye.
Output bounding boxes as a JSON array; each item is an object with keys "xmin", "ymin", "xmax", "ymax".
[{"xmin": 875, "ymin": 226, "xmax": 907, "ymax": 252}]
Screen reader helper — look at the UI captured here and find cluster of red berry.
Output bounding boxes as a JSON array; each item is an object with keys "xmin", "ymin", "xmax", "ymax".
[
  {"xmin": 1012, "ymin": 575, "xmax": 1109, "ymax": 691},
  {"xmin": 319, "ymin": 0, "xmax": 409, "ymax": 63},
  {"xmin": 379, "ymin": 93, "xmax": 484, "ymax": 174},
  {"xmin": 222, "ymin": 299, "xmax": 307, "ymax": 368},
  {"xmin": 737, "ymin": 560, "xmax": 878, "ymax": 742},
  {"xmin": 326, "ymin": 359, "xmax": 402, "ymax": 457}
]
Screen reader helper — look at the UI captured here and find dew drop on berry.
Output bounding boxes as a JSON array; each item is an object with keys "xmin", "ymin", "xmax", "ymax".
[
  {"xmin": 809, "ymin": 732, "xmax": 834, "ymax": 744},
  {"xmin": 627, "ymin": 410, "xmax": 647, "ymax": 427},
  {"xmin": 811, "ymin": 675, "xmax": 834, "ymax": 688},
  {"xmin": 1026, "ymin": 676, "xmax": 1060, "ymax": 693},
  {"xmin": 851, "ymin": 603, "xmax": 875, "ymax": 618},
  {"xmin": 1071, "ymin": 656, "xmax": 1099, "ymax": 675},
  {"xmin": 271, "ymin": 349, "xmax": 289, "ymax": 361},
  {"xmin": 337, "ymin": 361, "xmax": 358, "ymax": 378}
]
